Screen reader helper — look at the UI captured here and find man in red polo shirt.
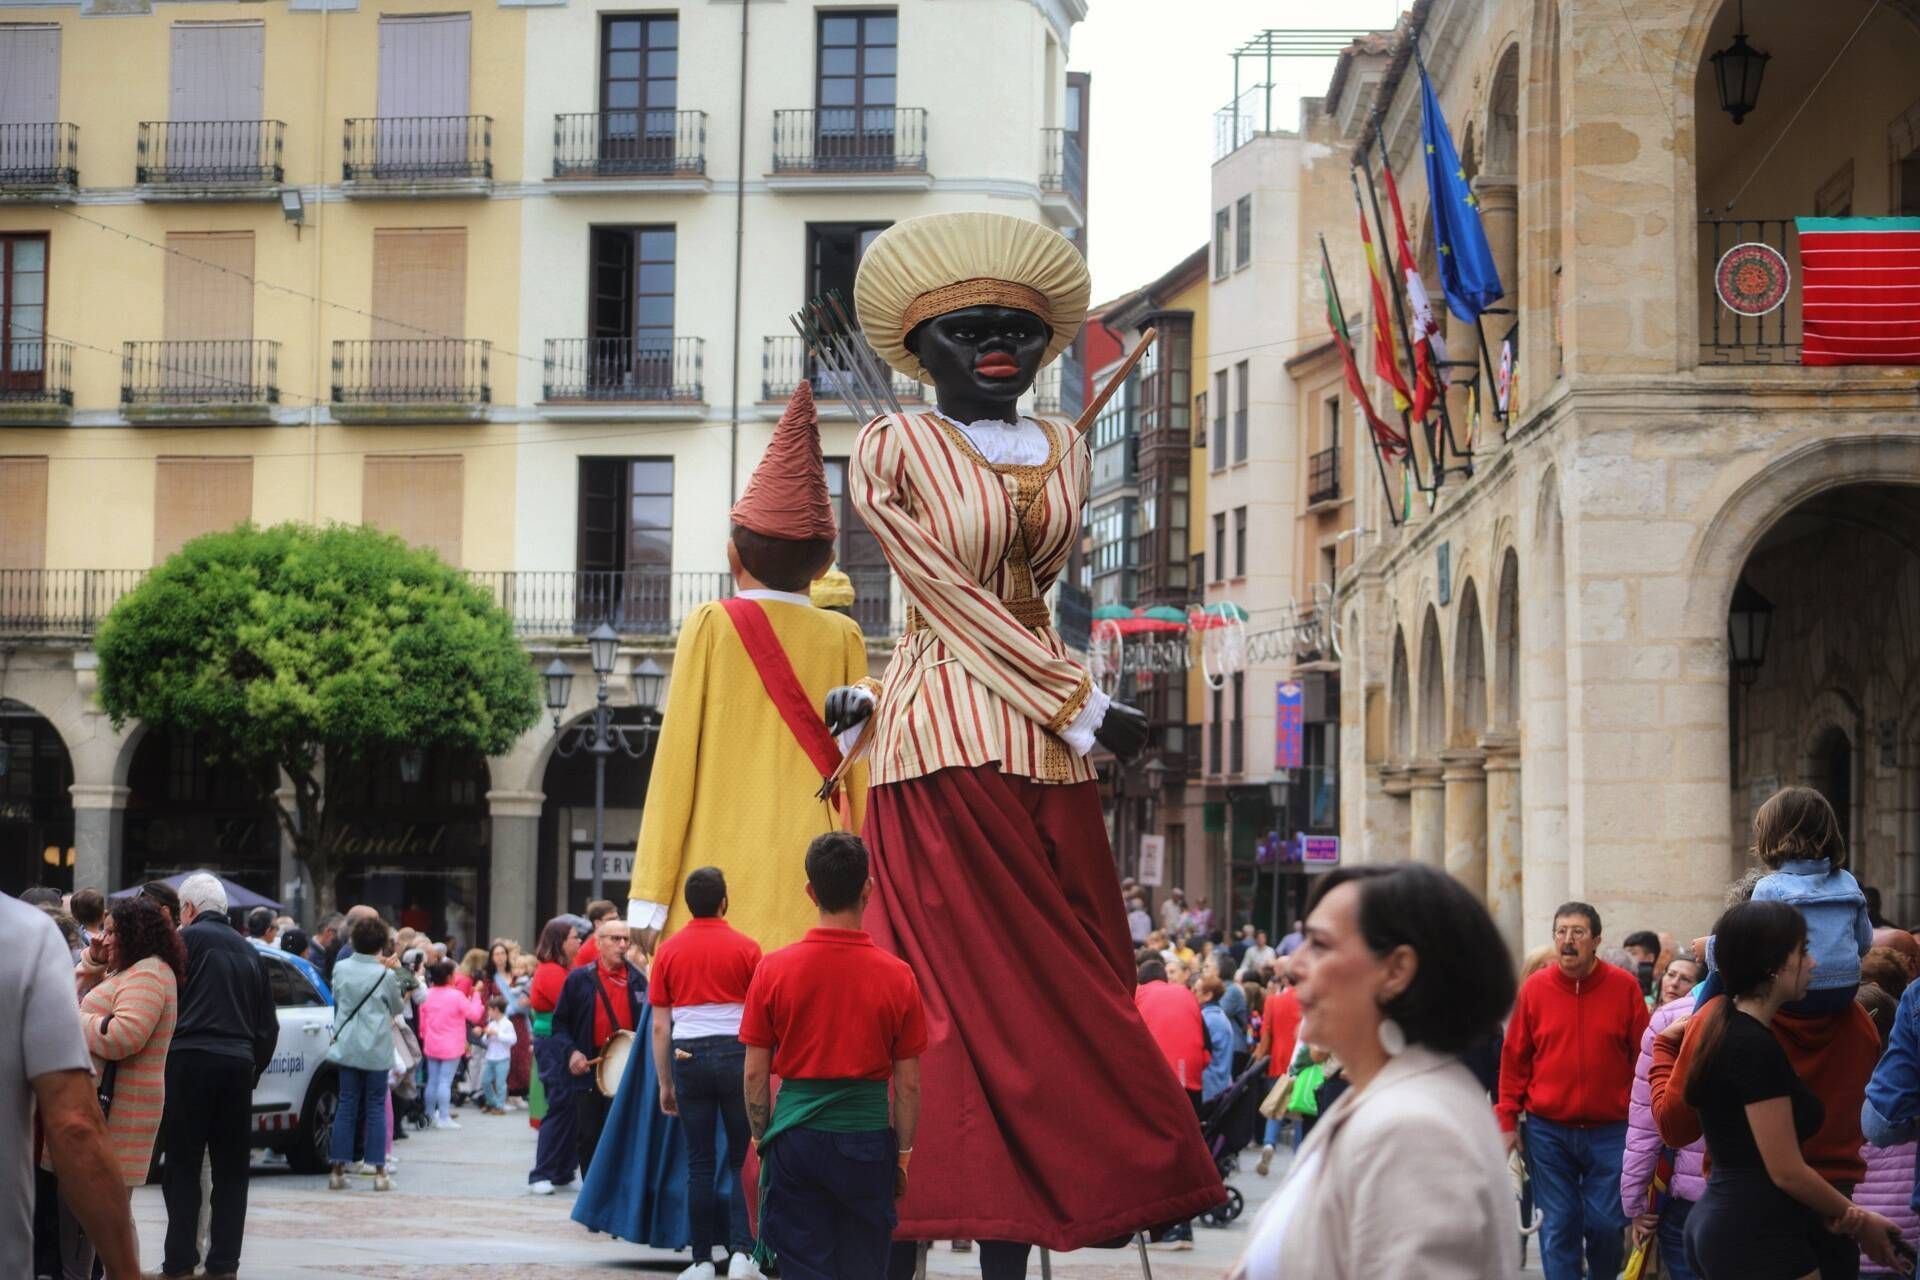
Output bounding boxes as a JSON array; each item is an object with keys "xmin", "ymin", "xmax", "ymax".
[
  {"xmin": 741, "ymin": 832, "xmax": 925, "ymax": 1280},
  {"xmin": 1133, "ymin": 955, "xmax": 1208, "ymax": 1250},
  {"xmin": 650, "ymin": 868, "xmax": 764, "ymax": 1280}
]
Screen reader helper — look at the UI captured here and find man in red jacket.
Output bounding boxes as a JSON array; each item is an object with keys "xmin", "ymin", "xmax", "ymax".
[
  {"xmin": 1134, "ymin": 956, "xmax": 1207, "ymax": 1250},
  {"xmin": 1497, "ymin": 902, "xmax": 1650, "ymax": 1280}
]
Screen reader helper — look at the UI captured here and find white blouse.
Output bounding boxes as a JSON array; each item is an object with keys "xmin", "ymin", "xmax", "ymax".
[{"xmin": 936, "ymin": 412, "xmax": 1053, "ymax": 467}]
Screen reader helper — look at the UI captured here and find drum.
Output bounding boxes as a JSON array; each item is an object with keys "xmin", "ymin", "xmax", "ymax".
[{"xmin": 595, "ymin": 1028, "xmax": 636, "ymax": 1098}]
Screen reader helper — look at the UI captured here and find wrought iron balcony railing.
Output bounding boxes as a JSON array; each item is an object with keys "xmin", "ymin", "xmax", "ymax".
[
  {"xmin": 1040, "ymin": 127, "xmax": 1086, "ymax": 206},
  {"xmin": 761, "ymin": 335, "xmax": 924, "ymax": 406},
  {"xmin": 552, "ymin": 110, "xmax": 706, "ymax": 178},
  {"xmin": 543, "ymin": 337, "xmax": 704, "ymax": 403},
  {"xmin": 1308, "ymin": 443, "xmax": 1341, "ymax": 504},
  {"xmin": 772, "ymin": 107, "xmax": 927, "ymax": 174},
  {"xmin": 137, "ymin": 120, "xmax": 284, "ymax": 185},
  {"xmin": 0, "ymin": 570, "xmax": 147, "ymax": 636},
  {"xmin": 0, "ymin": 341, "xmax": 72, "ymax": 406},
  {"xmin": 343, "ymin": 116, "xmax": 492, "ymax": 182},
  {"xmin": 331, "ymin": 339, "xmax": 491, "ymax": 405},
  {"xmin": 1699, "ymin": 218, "xmax": 1801, "ymax": 365},
  {"xmin": 0, "ymin": 123, "xmax": 78, "ymax": 187},
  {"xmin": 121, "ymin": 340, "xmax": 279, "ymax": 406}
]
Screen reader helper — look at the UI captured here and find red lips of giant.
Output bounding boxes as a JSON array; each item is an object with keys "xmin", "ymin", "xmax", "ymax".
[{"xmin": 974, "ymin": 353, "xmax": 1022, "ymax": 378}]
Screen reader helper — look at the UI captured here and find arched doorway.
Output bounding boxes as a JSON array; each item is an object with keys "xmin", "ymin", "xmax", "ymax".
[
  {"xmin": 331, "ymin": 748, "xmax": 492, "ymax": 950},
  {"xmin": 1727, "ymin": 482, "xmax": 1920, "ymax": 909},
  {"xmin": 123, "ymin": 728, "xmax": 279, "ymax": 898},
  {"xmin": 0, "ymin": 698, "xmax": 75, "ymax": 896},
  {"xmin": 536, "ymin": 708, "xmax": 659, "ymax": 926}
]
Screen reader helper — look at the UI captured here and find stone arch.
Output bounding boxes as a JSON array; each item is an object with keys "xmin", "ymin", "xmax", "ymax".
[
  {"xmin": 1485, "ymin": 44, "xmax": 1521, "ymax": 177},
  {"xmin": 1494, "ymin": 548, "xmax": 1522, "ymax": 729},
  {"xmin": 1390, "ymin": 625, "xmax": 1412, "ymax": 760},
  {"xmin": 1452, "ymin": 578, "xmax": 1489, "ymax": 746},
  {"xmin": 1417, "ymin": 605, "xmax": 1447, "ymax": 756}
]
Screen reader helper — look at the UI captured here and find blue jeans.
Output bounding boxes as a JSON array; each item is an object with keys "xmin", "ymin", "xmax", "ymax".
[
  {"xmin": 1526, "ymin": 1116, "xmax": 1628, "ymax": 1280},
  {"xmin": 425, "ymin": 1055, "xmax": 459, "ymax": 1122},
  {"xmin": 330, "ymin": 1066, "xmax": 390, "ymax": 1168},
  {"xmin": 481, "ymin": 1057, "xmax": 509, "ymax": 1110},
  {"xmin": 671, "ymin": 1035, "xmax": 752, "ymax": 1261},
  {"xmin": 1659, "ymin": 1196, "xmax": 1697, "ymax": 1280}
]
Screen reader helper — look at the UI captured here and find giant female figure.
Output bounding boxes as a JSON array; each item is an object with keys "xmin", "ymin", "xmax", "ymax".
[{"xmin": 839, "ymin": 212, "xmax": 1223, "ymax": 1273}]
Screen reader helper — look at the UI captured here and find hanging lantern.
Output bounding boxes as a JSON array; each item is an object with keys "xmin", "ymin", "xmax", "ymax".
[
  {"xmin": 1727, "ymin": 576, "xmax": 1774, "ymax": 685},
  {"xmin": 1711, "ymin": 0, "xmax": 1770, "ymax": 125}
]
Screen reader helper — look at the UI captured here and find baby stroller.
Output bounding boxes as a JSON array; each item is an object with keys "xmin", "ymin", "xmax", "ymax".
[{"xmin": 1196, "ymin": 1055, "xmax": 1269, "ymax": 1226}]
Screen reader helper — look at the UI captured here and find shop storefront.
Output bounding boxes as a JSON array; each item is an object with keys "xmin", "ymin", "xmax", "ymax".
[
  {"xmin": 330, "ymin": 749, "xmax": 492, "ymax": 951},
  {"xmin": 0, "ymin": 700, "xmax": 76, "ymax": 897},
  {"xmin": 537, "ymin": 708, "xmax": 656, "ymax": 927},
  {"xmin": 123, "ymin": 728, "xmax": 280, "ymax": 898}
]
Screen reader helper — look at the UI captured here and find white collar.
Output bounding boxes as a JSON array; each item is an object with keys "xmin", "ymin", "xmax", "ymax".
[
  {"xmin": 934, "ymin": 410, "xmax": 1039, "ymax": 433},
  {"xmin": 736, "ymin": 588, "xmax": 814, "ymax": 607}
]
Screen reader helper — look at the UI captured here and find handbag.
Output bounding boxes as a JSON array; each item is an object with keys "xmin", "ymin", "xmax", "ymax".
[{"xmin": 1258, "ymin": 1074, "xmax": 1292, "ymax": 1120}]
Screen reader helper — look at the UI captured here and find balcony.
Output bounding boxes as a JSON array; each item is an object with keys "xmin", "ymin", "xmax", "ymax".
[
  {"xmin": 769, "ymin": 107, "xmax": 929, "ymax": 190},
  {"xmin": 136, "ymin": 121, "xmax": 283, "ymax": 198},
  {"xmin": 1698, "ymin": 218, "xmax": 1807, "ymax": 366},
  {"xmin": 0, "ymin": 570, "xmax": 148, "ymax": 638},
  {"xmin": 541, "ymin": 337, "xmax": 704, "ymax": 415},
  {"xmin": 0, "ymin": 123, "xmax": 78, "ymax": 198},
  {"xmin": 1307, "ymin": 443, "xmax": 1341, "ymax": 505},
  {"xmin": 331, "ymin": 339, "xmax": 490, "ymax": 422},
  {"xmin": 0, "ymin": 342, "xmax": 73, "ymax": 424},
  {"xmin": 1039, "ymin": 127, "xmax": 1086, "ymax": 225},
  {"xmin": 342, "ymin": 116, "xmax": 491, "ymax": 197},
  {"xmin": 761, "ymin": 335, "xmax": 924, "ymax": 416},
  {"xmin": 121, "ymin": 340, "xmax": 279, "ymax": 423},
  {"xmin": 550, "ymin": 110, "xmax": 708, "ymax": 192},
  {"xmin": 468, "ymin": 569, "xmax": 902, "ymax": 640}
]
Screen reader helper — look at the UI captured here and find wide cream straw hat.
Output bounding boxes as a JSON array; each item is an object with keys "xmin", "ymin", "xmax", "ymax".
[{"xmin": 854, "ymin": 211, "xmax": 1092, "ymax": 385}]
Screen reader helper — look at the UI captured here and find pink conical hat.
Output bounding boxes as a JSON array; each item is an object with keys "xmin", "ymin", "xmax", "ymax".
[{"xmin": 731, "ymin": 381, "xmax": 836, "ymax": 541}]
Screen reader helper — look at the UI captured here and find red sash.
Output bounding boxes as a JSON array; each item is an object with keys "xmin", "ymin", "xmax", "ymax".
[{"xmin": 719, "ymin": 597, "xmax": 848, "ymax": 824}]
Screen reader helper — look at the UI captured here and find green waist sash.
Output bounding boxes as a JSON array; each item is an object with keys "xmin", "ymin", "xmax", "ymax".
[
  {"xmin": 754, "ymin": 1079, "xmax": 892, "ymax": 1266},
  {"xmin": 530, "ymin": 1011, "xmax": 553, "ymax": 1036}
]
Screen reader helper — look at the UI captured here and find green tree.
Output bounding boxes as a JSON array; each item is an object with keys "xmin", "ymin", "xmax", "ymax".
[{"xmin": 96, "ymin": 523, "xmax": 543, "ymax": 916}]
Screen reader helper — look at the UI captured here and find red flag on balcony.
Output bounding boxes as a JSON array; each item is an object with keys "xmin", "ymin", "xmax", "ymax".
[
  {"xmin": 1796, "ymin": 217, "xmax": 1920, "ymax": 366},
  {"xmin": 1380, "ymin": 160, "xmax": 1444, "ymax": 422},
  {"xmin": 1355, "ymin": 194, "xmax": 1415, "ymax": 415}
]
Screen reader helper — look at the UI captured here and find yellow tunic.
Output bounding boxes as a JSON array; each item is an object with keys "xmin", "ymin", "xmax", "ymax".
[{"xmin": 630, "ymin": 596, "xmax": 869, "ymax": 949}]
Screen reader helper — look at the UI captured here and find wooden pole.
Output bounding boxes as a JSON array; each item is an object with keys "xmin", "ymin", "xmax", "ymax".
[{"xmin": 1070, "ymin": 327, "xmax": 1157, "ymax": 438}]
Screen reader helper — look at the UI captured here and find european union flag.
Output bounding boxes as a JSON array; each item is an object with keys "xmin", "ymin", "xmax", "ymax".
[{"xmin": 1420, "ymin": 60, "xmax": 1504, "ymax": 322}]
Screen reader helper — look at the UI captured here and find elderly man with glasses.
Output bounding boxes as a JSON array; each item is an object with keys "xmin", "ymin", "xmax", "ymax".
[
  {"xmin": 1497, "ymin": 902, "xmax": 1651, "ymax": 1280},
  {"xmin": 550, "ymin": 916, "xmax": 648, "ymax": 1175}
]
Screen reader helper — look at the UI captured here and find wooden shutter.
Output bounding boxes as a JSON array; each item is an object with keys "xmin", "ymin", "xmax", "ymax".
[
  {"xmin": 0, "ymin": 26, "xmax": 60, "ymax": 125},
  {"xmin": 154, "ymin": 456, "xmax": 252, "ymax": 562},
  {"xmin": 371, "ymin": 228, "xmax": 465, "ymax": 340},
  {"xmin": 0, "ymin": 456, "xmax": 48, "ymax": 570},
  {"xmin": 164, "ymin": 231, "xmax": 253, "ymax": 341},
  {"xmin": 364, "ymin": 455, "xmax": 463, "ymax": 567},
  {"xmin": 377, "ymin": 15, "xmax": 470, "ymax": 118},
  {"xmin": 169, "ymin": 22, "xmax": 264, "ymax": 122}
]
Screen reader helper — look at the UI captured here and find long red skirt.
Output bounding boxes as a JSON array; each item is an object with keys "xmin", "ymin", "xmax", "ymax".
[{"xmin": 865, "ymin": 766, "xmax": 1224, "ymax": 1251}]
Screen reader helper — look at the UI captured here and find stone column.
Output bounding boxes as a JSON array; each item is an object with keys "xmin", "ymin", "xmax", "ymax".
[
  {"xmin": 1464, "ymin": 175, "xmax": 1520, "ymax": 429},
  {"xmin": 1408, "ymin": 762, "xmax": 1446, "ymax": 869},
  {"xmin": 1481, "ymin": 732, "xmax": 1524, "ymax": 958},
  {"xmin": 1441, "ymin": 748, "xmax": 1489, "ymax": 900},
  {"xmin": 70, "ymin": 784, "xmax": 129, "ymax": 893},
  {"xmin": 1378, "ymin": 764, "xmax": 1413, "ymax": 863},
  {"xmin": 488, "ymin": 789, "xmax": 545, "ymax": 947}
]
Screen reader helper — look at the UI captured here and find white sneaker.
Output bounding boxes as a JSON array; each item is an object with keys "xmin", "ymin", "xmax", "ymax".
[
  {"xmin": 529, "ymin": 1179, "xmax": 555, "ymax": 1195},
  {"xmin": 432, "ymin": 1116, "xmax": 462, "ymax": 1131},
  {"xmin": 727, "ymin": 1252, "xmax": 764, "ymax": 1279},
  {"xmin": 676, "ymin": 1264, "xmax": 716, "ymax": 1280}
]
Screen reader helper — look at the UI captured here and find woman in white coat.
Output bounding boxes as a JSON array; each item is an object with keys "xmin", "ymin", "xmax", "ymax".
[{"xmin": 1231, "ymin": 864, "xmax": 1519, "ymax": 1280}]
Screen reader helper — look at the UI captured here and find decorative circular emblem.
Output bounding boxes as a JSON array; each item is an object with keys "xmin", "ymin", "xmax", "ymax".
[{"xmin": 1715, "ymin": 242, "xmax": 1791, "ymax": 317}]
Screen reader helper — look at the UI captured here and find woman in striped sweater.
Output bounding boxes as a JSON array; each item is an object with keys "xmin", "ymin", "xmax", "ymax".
[{"xmin": 60, "ymin": 894, "xmax": 184, "ymax": 1280}]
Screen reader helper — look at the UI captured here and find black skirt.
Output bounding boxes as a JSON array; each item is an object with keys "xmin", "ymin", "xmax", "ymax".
[{"xmin": 1684, "ymin": 1168, "xmax": 1822, "ymax": 1279}]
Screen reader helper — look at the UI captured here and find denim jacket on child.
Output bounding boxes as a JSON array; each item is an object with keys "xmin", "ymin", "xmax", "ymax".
[{"xmin": 1752, "ymin": 859, "xmax": 1873, "ymax": 991}]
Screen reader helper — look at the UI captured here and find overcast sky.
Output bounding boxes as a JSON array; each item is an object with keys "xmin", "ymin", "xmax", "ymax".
[{"xmin": 1069, "ymin": 0, "xmax": 1408, "ymax": 303}]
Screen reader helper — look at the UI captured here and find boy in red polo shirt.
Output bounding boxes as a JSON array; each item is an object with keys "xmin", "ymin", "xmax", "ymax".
[
  {"xmin": 741, "ymin": 832, "xmax": 926, "ymax": 1280},
  {"xmin": 649, "ymin": 868, "xmax": 764, "ymax": 1280}
]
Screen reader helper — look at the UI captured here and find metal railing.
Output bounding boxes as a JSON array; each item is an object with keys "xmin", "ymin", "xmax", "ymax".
[
  {"xmin": 0, "ymin": 342, "xmax": 72, "ymax": 406},
  {"xmin": 0, "ymin": 123, "xmax": 78, "ymax": 187},
  {"xmin": 543, "ymin": 337, "xmax": 703, "ymax": 402},
  {"xmin": 761, "ymin": 335, "xmax": 924, "ymax": 405},
  {"xmin": 0, "ymin": 570, "xmax": 147, "ymax": 636},
  {"xmin": 331, "ymin": 339, "xmax": 491, "ymax": 405},
  {"xmin": 137, "ymin": 120, "xmax": 284, "ymax": 185},
  {"xmin": 772, "ymin": 107, "xmax": 927, "ymax": 174},
  {"xmin": 343, "ymin": 116, "xmax": 492, "ymax": 182},
  {"xmin": 552, "ymin": 110, "xmax": 706, "ymax": 178},
  {"xmin": 1033, "ymin": 367, "xmax": 1063, "ymax": 415},
  {"xmin": 121, "ymin": 340, "xmax": 279, "ymax": 406},
  {"xmin": 1307, "ymin": 443, "xmax": 1340, "ymax": 504},
  {"xmin": 1699, "ymin": 218, "xmax": 1801, "ymax": 364},
  {"xmin": 1040, "ymin": 127, "xmax": 1085, "ymax": 206}
]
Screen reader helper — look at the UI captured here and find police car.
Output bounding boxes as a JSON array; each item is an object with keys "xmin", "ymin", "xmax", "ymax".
[{"xmin": 248, "ymin": 942, "xmax": 340, "ymax": 1172}]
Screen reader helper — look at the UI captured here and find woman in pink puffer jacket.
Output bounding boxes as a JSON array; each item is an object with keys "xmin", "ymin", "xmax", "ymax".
[{"xmin": 1622, "ymin": 995, "xmax": 1709, "ymax": 1279}]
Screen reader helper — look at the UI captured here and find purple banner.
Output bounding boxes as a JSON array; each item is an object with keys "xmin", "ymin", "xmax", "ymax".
[{"xmin": 1275, "ymin": 680, "xmax": 1304, "ymax": 769}]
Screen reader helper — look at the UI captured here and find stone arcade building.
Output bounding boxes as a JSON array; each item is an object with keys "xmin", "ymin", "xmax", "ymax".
[{"xmin": 1329, "ymin": 0, "xmax": 1920, "ymax": 953}]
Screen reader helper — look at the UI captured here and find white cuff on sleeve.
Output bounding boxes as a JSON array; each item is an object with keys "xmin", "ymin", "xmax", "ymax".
[
  {"xmin": 627, "ymin": 899, "xmax": 668, "ymax": 931},
  {"xmin": 1059, "ymin": 685, "xmax": 1111, "ymax": 758},
  {"xmin": 836, "ymin": 685, "xmax": 877, "ymax": 755}
]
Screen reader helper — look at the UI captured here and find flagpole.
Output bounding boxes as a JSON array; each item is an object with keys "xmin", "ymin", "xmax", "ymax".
[
  {"xmin": 1369, "ymin": 125, "xmax": 1472, "ymax": 481},
  {"xmin": 1320, "ymin": 232, "xmax": 1403, "ymax": 527},
  {"xmin": 1348, "ymin": 167, "xmax": 1431, "ymax": 499}
]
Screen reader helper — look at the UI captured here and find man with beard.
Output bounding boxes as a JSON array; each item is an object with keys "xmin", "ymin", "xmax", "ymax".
[{"xmin": 1496, "ymin": 902, "xmax": 1649, "ymax": 1280}]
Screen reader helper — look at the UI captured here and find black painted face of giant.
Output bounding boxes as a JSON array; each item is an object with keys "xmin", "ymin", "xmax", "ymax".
[{"xmin": 906, "ymin": 305, "xmax": 1053, "ymax": 404}]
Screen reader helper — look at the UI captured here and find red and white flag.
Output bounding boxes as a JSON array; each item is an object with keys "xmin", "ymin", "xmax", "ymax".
[{"xmin": 1796, "ymin": 217, "xmax": 1920, "ymax": 367}]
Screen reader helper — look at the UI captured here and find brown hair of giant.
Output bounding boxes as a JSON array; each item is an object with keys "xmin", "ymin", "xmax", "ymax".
[{"xmin": 732, "ymin": 525, "xmax": 835, "ymax": 593}]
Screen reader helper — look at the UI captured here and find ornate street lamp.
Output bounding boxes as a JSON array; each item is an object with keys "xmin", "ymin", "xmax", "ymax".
[
  {"xmin": 397, "ymin": 747, "xmax": 425, "ymax": 784},
  {"xmin": 1728, "ymin": 576, "xmax": 1775, "ymax": 686},
  {"xmin": 543, "ymin": 659, "xmax": 575, "ymax": 727},
  {"xmin": 1711, "ymin": 0, "xmax": 1770, "ymax": 126},
  {"xmin": 548, "ymin": 633, "xmax": 665, "ymax": 902}
]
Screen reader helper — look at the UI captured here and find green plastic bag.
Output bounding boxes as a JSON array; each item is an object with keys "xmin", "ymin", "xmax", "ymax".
[{"xmin": 1287, "ymin": 1062, "xmax": 1327, "ymax": 1116}]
